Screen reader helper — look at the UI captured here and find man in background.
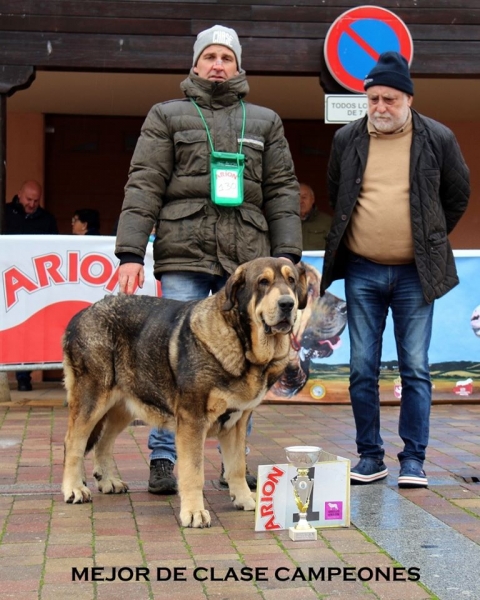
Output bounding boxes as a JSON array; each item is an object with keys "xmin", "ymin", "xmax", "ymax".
[
  {"xmin": 6, "ymin": 180, "xmax": 58, "ymax": 235},
  {"xmin": 5, "ymin": 180, "xmax": 58, "ymax": 390},
  {"xmin": 300, "ymin": 183, "xmax": 332, "ymax": 250}
]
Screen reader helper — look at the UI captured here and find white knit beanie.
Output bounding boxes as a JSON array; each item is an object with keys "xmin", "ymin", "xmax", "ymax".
[{"xmin": 192, "ymin": 25, "xmax": 242, "ymax": 69}]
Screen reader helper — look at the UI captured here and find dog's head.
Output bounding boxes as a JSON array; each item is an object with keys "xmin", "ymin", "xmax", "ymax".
[
  {"xmin": 223, "ymin": 257, "xmax": 308, "ymax": 335},
  {"xmin": 269, "ymin": 262, "xmax": 347, "ymax": 398},
  {"xmin": 293, "ymin": 263, "xmax": 347, "ymax": 359},
  {"xmin": 300, "ymin": 290, "xmax": 347, "ymax": 359},
  {"xmin": 471, "ymin": 305, "xmax": 480, "ymax": 337}
]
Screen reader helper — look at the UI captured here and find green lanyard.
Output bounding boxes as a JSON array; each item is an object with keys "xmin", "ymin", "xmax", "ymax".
[
  {"xmin": 190, "ymin": 98, "xmax": 247, "ymax": 206},
  {"xmin": 190, "ymin": 98, "xmax": 246, "ymax": 162}
]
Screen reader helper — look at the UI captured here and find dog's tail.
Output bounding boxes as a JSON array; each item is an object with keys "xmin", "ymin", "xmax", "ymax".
[{"xmin": 85, "ymin": 415, "xmax": 107, "ymax": 454}]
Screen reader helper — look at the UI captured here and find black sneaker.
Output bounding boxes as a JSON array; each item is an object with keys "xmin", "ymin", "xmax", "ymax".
[
  {"xmin": 148, "ymin": 459, "xmax": 178, "ymax": 494},
  {"xmin": 219, "ymin": 463, "xmax": 257, "ymax": 491},
  {"xmin": 350, "ymin": 457, "xmax": 388, "ymax": 485},
  {"xmin": 398, "ymin": 459, "xmax": 428, "ymax": 488},
  {"xmin": 17, "ymin": 381, "xmax": 32, "ymax": 392}
]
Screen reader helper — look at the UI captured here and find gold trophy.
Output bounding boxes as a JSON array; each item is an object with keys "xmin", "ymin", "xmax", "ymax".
[{"xmin": 285, "ymin": 445, "xmax": 322, "ymax": 541}]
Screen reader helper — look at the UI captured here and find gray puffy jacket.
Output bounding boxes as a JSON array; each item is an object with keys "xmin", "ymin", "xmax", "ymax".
[
  {"xmin": 321, "ymin": 110, "xmax": 470, "ymax": 303},
  {"xmin": 115, "ymin": 71, "xmax": 302, "ymax": 277}
]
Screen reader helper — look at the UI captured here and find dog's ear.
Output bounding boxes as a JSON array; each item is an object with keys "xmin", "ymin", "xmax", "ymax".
[
  {"xmin": 296, "ymin": 261, "xmax": 309, "ymax": 310},
  {"xmin": 223, "ymin": 265, "xmax": 246, "ymax": 311}
]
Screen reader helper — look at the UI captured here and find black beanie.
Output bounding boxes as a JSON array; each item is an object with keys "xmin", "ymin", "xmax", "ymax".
[{"xmin": 364, "ymin": 51, "xmax": 414, "ymax": 96}]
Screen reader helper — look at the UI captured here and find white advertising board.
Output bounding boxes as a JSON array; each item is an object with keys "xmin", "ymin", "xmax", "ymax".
[{"xmin": 254, "ymin": 451, "xmax": 350, "ymax": 531}]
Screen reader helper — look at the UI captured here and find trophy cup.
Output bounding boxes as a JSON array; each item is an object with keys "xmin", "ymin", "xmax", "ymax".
[{"xmin": 285, "ymin": 445, "xmax": 322, "ymax": 541}]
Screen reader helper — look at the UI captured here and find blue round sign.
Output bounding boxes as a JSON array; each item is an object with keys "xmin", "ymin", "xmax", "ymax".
[{"xmin": 324, "ymin": 6, "xmax": 414, "ymax": 93}]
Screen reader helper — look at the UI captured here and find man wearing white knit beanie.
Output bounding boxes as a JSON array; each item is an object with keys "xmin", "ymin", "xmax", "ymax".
[{"xmin": 115, "ymin": 24, "xmax": 302, "ymax": 497}]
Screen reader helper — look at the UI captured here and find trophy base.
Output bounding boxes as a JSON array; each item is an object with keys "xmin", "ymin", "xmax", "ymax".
[{"xmin": 288, "ymin": 526, "xmax": 317, "ymax": 541}]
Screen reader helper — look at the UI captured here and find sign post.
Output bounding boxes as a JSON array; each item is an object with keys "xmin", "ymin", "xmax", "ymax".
[
  {"xmin": 323, "ymin": 6, "xmax": 414, "ymax": 123},
  {"xmin": 325, "ymin": 94, "xmax": 368, "ymax": 124}
]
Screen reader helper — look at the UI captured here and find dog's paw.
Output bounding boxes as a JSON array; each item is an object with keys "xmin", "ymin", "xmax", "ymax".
[
  {"xmin": 63, "ymin": 485, "xmax": 92, "ymax": 504},
  {"xmin": 97, "ymin": 477, "xmax": 129, "ymax": 495},
  {"xmin": 180, "ymin": 509, "xmax": 211, "ymax": 528},
  {"xmin": 232, "ymin": 494, "xmax": 256, "ymax": 511}
]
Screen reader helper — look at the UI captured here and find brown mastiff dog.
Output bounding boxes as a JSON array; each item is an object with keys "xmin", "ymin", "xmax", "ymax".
[{"xmin": 62, "ymin": 257, "xmax": 307, "ymax": 528}]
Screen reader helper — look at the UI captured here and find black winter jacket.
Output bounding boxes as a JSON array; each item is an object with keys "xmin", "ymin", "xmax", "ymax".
[
  {"xmin": 321, "ymin": 110, "xmax": 470, "ymax": 303},
  {"xmin": 5, "ymin": 197, "xmax": 58, "ymax": 235}
]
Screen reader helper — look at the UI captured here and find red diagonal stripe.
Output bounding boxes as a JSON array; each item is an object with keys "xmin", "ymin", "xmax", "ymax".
[{"xmin": 345, "ymin": 25, "xmax": 381, "ymax": 61}]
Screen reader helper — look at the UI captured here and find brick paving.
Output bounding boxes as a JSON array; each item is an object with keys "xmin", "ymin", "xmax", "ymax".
[{"xmin": 1, "ymin": 386, "xmax": 480, "ymax": 598}]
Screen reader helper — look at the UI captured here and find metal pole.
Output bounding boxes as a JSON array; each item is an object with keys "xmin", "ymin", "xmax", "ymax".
[
  {"xmin": 0, "ymin": 92, "xmax": 6, "ymax": 233},
  {"xmin": 0, "ymin": 373, "xmax": 10, "ymax": 402},
  {"xmin": 0, "ymin": 68, "xmax": 36, "ymax": 401},
  {"xmin": 0, "ymin": 363, "xmax": 63, "ymax": 372},
  {"xmin": 0, "ymin": 92, "xmax": 10, "ymax": 400}
]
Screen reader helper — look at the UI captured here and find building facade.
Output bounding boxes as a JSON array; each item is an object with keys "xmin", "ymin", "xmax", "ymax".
[{"xmin": 1, "ymin": 0, "xmax": 479, "ymax": 242}]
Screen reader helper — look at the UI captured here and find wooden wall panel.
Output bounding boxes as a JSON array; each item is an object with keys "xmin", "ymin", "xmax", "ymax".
[
  {"xmin": 0, "ymin": 1, "xmax": 478, "ymax": 77},
  {"xmin": 1, "ymin": 34, "xmax": 479, "ymax": 77}
]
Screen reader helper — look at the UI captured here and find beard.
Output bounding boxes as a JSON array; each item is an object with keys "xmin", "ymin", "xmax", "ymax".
[{"xmin": 370, "ymin": 105, "xmax": 410, "ymax": 133}]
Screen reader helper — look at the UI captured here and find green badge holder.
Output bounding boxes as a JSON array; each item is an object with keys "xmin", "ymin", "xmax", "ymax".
[
  {"xmin": 190, "ymin": 98, "xmax": 247, "ymax": 207},
  {"xmin": 210, "ymin": 151, "xmax": 245, "ymax": 206}
]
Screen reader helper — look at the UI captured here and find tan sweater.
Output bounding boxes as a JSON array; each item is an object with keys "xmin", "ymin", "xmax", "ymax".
[{"xmin": 345, "ymin": 112, "xmax": 414, "ymax": 264}]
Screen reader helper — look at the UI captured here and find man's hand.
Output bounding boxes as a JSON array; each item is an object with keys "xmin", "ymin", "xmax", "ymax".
[{"xmin": 118, "ymin": 263, "xmax": 145, "ymax": 294}]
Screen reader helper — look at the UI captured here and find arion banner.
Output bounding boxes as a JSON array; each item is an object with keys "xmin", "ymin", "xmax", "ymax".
[
  {"xmin": 0, "ymin": 235, "xmax": 159, "ymax": 365},
  {"xmin": 1, "ymin": 238, "xmax": 479, "ymax": 404}
]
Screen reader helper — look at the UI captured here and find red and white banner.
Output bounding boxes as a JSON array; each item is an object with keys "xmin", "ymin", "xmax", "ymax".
[{"xmin": 0, "ymin": 235, "xmax": 160, "ymax": 365}]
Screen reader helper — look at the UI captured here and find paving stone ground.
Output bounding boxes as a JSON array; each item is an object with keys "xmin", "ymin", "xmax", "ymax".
[{"xmin": 1, "ymin": 385, "xmax": 480, "ymax": 599}]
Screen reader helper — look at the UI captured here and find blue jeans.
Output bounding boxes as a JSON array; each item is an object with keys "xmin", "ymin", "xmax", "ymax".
[
  {"xmin": 345, "ymin": 254, "xmax": 434, "ymax": 464},
  {"xmin": 148, "ymin": 271, "xmax": 253, "ymax": 463}
]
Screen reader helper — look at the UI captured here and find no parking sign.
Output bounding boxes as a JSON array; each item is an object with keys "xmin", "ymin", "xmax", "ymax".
[{"xmin": 324, "ymin": 6, "xmax": 414, "ymax": 94}]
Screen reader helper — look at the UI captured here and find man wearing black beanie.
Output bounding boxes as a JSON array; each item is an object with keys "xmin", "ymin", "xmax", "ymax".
[
  {"xmin": 321, "ymin": 51, "xmax": 470, "ymax": 489},
  {"xmin": 363, "ymin": 51, "xmax": 414, "ymax": 96}
]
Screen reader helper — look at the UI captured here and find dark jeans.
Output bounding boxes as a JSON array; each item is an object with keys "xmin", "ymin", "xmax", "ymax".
[{"xmin": 345, "ymin": 254, "xmax": 434, "ymax": 464}]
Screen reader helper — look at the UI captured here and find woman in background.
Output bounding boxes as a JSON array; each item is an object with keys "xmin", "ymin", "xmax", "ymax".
[{"xmin": 71, "ymin": 208, "xmax": 101, "ymax": 235}]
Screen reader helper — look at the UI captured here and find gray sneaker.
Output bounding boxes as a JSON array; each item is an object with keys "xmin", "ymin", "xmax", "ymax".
[{"xmin": 148, "ymin": 459, "xmax": 178, "ymax": 494}]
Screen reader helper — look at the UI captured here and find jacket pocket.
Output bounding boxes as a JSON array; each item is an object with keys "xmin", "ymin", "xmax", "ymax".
[
  {"xmin": 157, "ymin": 201, "xmax": 207, "ymax": 260},
  {"xmin": 428, "ymin": 231, "xmax": 447, "ymax": 249},
  {"xmin": 173, "ymin": 130, "xmax": 209, "ymax": 176},
  {"xmin": 235, "ymin": 206, "xmax": 270, "ymax": 263},
  {"xmin": 427, "ymin": 231, "xmax": 448, "ymax": 281},
  {"xmin": 422, "ymin": 168, "xmax": 440, "ymax": 195},
  {"xmin": 239, "ymin": 136, "xmax": 265, "ymax": 182}
]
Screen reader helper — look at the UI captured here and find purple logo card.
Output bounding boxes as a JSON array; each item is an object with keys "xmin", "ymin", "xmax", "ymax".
[{"xmin": 324, "ymin": 501, "xmax": 343, "ymax": 520}]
